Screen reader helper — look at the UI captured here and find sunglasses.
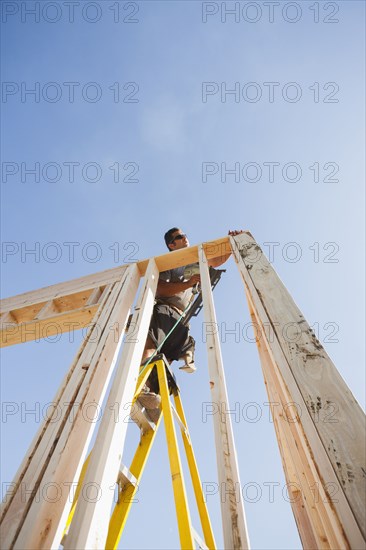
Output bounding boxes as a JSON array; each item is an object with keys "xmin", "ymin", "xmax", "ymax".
[{"xmin": 170, "ymin": 233, "xmax": 187, "ymax": 244}]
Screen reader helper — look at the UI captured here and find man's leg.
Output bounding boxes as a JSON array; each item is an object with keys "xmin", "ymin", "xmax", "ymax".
[
  {"xmin": 178, "ymin": 335, "xmax": 196, "ymax": 373},
  {"xmin": 137, "ymin": 335, "xmax": 161, "ymax": 412},
  {"xmin": 138, "ymin": 304, "xmax": 175, "ymax": 407},
  {"xmin": 141, "ymin": 336, "xmax": 157, "ymax": 365}
]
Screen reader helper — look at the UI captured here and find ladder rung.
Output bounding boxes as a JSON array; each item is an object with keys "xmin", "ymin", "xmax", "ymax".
[
  {"xmin": 130, "ymin": 400, "xmax": 156, "ymax": 433},
  {"xmin": 118, "ymin": 463, "xmax": 137, "ymax": 490},
  {"xmin": 192, "ymin": 526, "xmax": 208, "ymax": 550}
]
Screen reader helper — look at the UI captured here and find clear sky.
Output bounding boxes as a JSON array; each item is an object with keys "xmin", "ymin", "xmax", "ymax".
[{"xmin": 1, "ymin": 1, "xmax": 365, "ymax": 549}]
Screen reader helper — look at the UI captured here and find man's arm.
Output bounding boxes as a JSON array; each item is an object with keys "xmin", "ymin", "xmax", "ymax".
[
  {"xmin": 156, "ymin": 275, "xmax": 201, "ymax": 297},
  {"xmin": 157, "ymin": 231, "xmax": 244, "ymax": 293}
]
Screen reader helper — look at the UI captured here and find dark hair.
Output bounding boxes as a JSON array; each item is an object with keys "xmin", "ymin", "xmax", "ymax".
[{"xmin": 164, "ymin": 227, "xmax": 180, "ymax": 250}]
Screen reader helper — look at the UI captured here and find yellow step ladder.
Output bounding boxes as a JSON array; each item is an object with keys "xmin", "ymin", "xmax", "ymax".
[{"xmin": 62, "ymin": 354, "xmax": 217, "ymax": 550}]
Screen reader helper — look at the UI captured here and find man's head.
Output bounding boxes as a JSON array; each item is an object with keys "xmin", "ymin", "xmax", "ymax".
[{"xmin": 164, "ymin": 228, "xmax": 189, "ymax": 251}]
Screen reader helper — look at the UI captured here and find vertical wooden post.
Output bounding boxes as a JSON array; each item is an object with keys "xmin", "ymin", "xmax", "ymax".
[
  {"xmin": 64, "ymin": 259, "xmax": 159, "ymax": 550},
  {"xmin": 1, "ymin": 281, "xmax": 117, "ymax": 548},
  {"xmin": 199, "ymin": 245, "xmax": 250, "ymax": 550},
  {"xmin": 249, "ymin": 304, "xmax": 342, "ymax": 549},
  {"xmin": 230, "ymin": 232, "xmax": 366, "ymax": 549},
  {"xmin": 5, "ymin": 264, "xmax": 140, "ymax": 550}
]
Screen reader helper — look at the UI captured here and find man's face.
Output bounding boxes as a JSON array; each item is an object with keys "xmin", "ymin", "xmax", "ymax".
[{"xmin": 169, "ymin": 229, "xmax": 189, "ymax": 251}]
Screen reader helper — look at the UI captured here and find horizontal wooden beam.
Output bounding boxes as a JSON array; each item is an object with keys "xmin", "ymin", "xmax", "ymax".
[
  {"xmin": 1, "ymin": 236, "xmax": 232, "ymax": 313},
  {"xmin": 0, "ymin": 266, "xmax": 127, "ymax": 313},
  {"xmin": 0, "ymin": 235, "xmax": 235, "ymax": 348},
  {"xmin": 1, "ymin": 304, "xmax": 99, "ymax": 347},
  {"xmin": 137, "ymin": 236, "xmax": 231, "ymax": 276}
]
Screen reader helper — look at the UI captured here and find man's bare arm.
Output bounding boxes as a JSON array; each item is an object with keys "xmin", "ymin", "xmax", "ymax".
[
  {"xmin": 157, "ymin": 231, "xmax": 244, "ymax": 294},
  {"xmin": 156, "ymin": 275, "xmax": 201, "ymax": 297}
]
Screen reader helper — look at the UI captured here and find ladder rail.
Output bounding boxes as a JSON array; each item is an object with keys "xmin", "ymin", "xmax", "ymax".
[
  {"xmin": 173, "ymin": 392, "xmax": 217, "ymax": 550},
  {"xmin": 105, "ymin": 415, "xmax": 163, "ymax": 549},
  {"xmin": 156, "ymin": 360, "xmax": 196, "ymax": 549},
  {"xmin": 61, "ymin": 363, "xmax": 157, "ymax": 547},
  {"xmin": 61, "ymin": 357, "xmax": 217, "ymax": 550}
]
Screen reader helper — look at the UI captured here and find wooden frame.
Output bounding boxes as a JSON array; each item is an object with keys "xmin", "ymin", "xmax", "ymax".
[
  {"xmin": 1, "ymin": 233, "xmax": 364, "ymax": 549},
  {"xmin": 199, "ymin": 245, "xmax": 250, "ymax": 550},
  {"xmin": 230, "ymin": 232, "xmax": 365, "ymax": 549}
]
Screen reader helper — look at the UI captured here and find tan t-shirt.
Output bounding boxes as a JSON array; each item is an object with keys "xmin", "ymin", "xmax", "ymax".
[{"xmin": 156, "ymin": 266, "xmax": 193, "ymax": 312}]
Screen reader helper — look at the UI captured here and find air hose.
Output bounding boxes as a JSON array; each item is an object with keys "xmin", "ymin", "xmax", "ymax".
[{"xmin": 138, "ymin": 283, "xmax": 200, "ymax": 378}]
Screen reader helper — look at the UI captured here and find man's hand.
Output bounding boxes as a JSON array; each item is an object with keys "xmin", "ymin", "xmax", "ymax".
[{"xmin": 228, "ymin": 230, "xmax": 244, "ymax": 236}]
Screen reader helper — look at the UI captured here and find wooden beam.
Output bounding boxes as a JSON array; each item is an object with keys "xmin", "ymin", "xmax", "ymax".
[
  {"xmin": 1, "ymin": 304, "xmax": 99, "ymax": 347},
  {"xmin": 231, "ymin": 232, "xmax": 366, "ymax": 549},
  {"xmin": 0, "ymin": 283, "xmax": 116, "ymax": 546},
  {"xmin": 0, "ymin": 266, "xmax": 127, "ymax": 313},
  {"xmin": 0, "ymin": 286, "xmax": 113, "ymax": 527},
  {"xmin": 1, "ymin": 282, "xmax": 118, "ymax": 546},
  {"xmin": 198, "ymin": 245, "xmax": 250, "ymax": 550},
  {"xmin": 0, "ymin": 236, "xmax": 234, "ymax": 348},
  {"xmin": 0, "ymin": 235, "xmax": 232, "ymax": 315},
  {"xmin": 64, "ymin": 259, "xmax": 159, "ymax": 550},
  {"xmin": 86, "ymin": 287, "xmax": 103, "ymax": 306},
  {"xmin": 252, "ymin": 305, "xmax": 344, "ymax": 548},
  {"xmin": 137, "ymin": 236, "xmax": 231, "ymax": 275},
  {"xmin": 7, "ymin": 265, "xmax": 140, "ymax": 550}
]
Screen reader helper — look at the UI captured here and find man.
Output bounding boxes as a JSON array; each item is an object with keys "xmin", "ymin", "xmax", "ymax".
[
  {"xmin": 141, "ymin": 228, "xmax": 200, "ymax": 371},
  {"xmin": 138, "ymin": 228, "xmax": 243, "ymax": 415}
]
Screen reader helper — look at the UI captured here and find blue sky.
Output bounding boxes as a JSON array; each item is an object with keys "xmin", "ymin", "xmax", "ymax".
[{"xmin": 1, "ymin": 1, "xmax": 365, "ymax": 549}]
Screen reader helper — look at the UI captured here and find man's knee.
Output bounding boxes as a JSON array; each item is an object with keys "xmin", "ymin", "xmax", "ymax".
[{"xmin": 144, "ymin": 336, "xmax": 156, "ymax": 351}]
